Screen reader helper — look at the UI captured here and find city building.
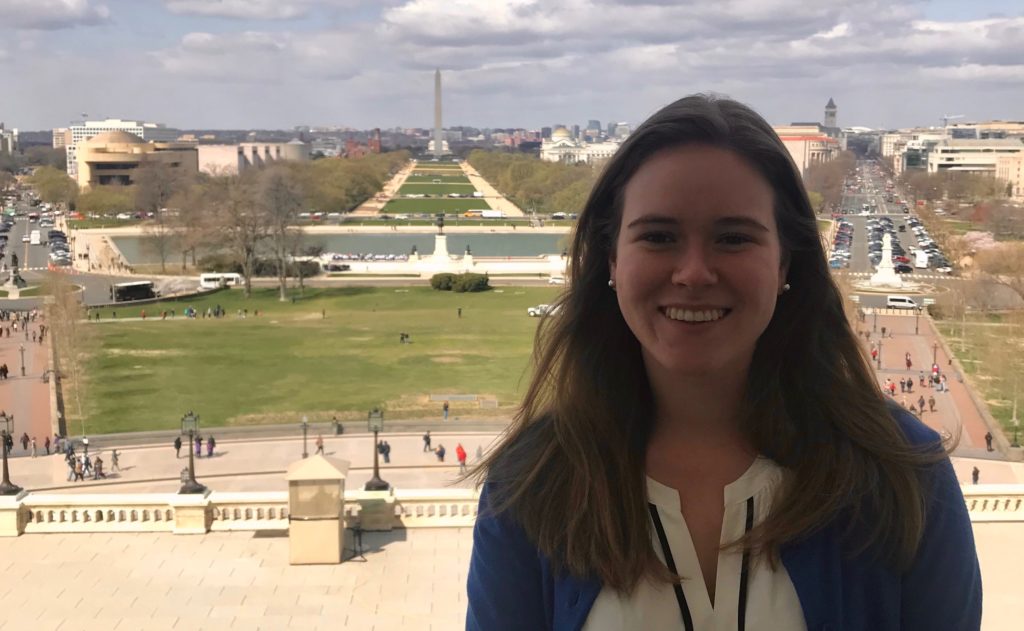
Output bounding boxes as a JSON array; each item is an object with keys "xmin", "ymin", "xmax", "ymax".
[
  {"xmin": 197, "ymin": 140, "xmax": 310, "ymax": 176},
  {"xmin": 539, "ymin": 126, "xmax": 621, "ymax": 164},
  {"xmin": 65, "ymin": 119, "xmax": 181, "ymax": 180},
  {"xmin": 75, "ymin": 130, "xmax": 197, "ymax": 190},
  {"xmin": 774, "ymin": 124, "xmax": 841, "ymax": 175},
  {"xmin": 926, "ymin": 138, "xmax": 1024, "ymax": 175},
  {"xmin": 996, "ymin": 154, "xmax": 1024, "ymax": 201},
  {"xmin": 0, "ymin": 123, "xmax": 17, "ymax": 154},
  {"xmin": 52, "ymin": 128, "xmax": 71, "ymax": 150}
]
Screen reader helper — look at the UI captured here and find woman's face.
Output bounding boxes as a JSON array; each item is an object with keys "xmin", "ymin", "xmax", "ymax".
[{"xmin": 609, "ymin": 144, "xmax": 788, "ymax": 380}]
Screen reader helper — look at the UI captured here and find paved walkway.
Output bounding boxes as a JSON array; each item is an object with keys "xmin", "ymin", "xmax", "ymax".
[
  {"xmin": 458, "ymin": 162, "xmax": 525, "ymax": 217},
  {"xmin": 350, "ymin": 162, "xmax": 415, "ymax": 216},
  {"xmin": 0, "ymin": 311, "xmax": 53, "ymax": 452}
]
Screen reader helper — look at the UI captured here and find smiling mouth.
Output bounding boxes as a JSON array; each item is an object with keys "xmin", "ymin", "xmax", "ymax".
[{"xmin": 662, "ymin": 307, "xmax": 731, "ymax": 323}]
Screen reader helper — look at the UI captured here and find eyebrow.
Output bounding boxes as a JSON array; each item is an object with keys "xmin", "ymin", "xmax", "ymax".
[{"xmin": 625, "ymin": 214, "xmax": 770, "ymax": 232}]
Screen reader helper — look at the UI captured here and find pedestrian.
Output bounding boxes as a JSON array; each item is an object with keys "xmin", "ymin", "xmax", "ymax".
[
  {"xmin": 972, "ymin": 466, "xmax": 980, "ymax": 485},
  {"xmin": 458, "ymin": 307, "xmax": 463, "ymax": 318},
  {"xmin": 315, "ymin": 434, "xmax": 324, "ymax": 455},
  {"xmin": 20, "ymin": 432, "xmax": 28, "ymax": 452},
  {"xmin": 899, "ymin": 377, "xmax": 906, "ymax": 393},
  {"xmin": 435, "ymin": 444, "xmax": 445, "ymax": 462},
  {"xmin": 30, "ymin": 436, "xmax": 36, "ymax": 458},
  {"xmin": 917, "ymin": 395, "xmax": 926, "ymax": 414},
  {"xmin": 82, "ymin": 454, "xmax": 92, "ymax": 476},
  {"xmin": 443, "ymin": 400, "xmax": 449, "ymax": 422},
  {"xmin": 423, "ymin": 430, "xmax": 432, "ymax": 452},
  {"xmin": 44, "ymin": 435, "xmax": 50, "ymax": 456},
  {"xmin": 195, "ymin": 434, "xmax": 202, "ymax": 457},
  {"xmin": 383, "ymin": 440, "xmax": 391, "ymax": 464},
  {"xmin": 919, "ymin": 371, "xmax": 925, "ymax": 388},
  {"xmin": 905, "ymin": 352, "xmax": 912, "ymax": 370},
  {"xmin": 871, "ymin": 347, "xmax": 878, "ymax": 362},
  {"xmin": 174, "ymin": 435, "xmax": 182, "ymax": 458},
  {"xmin": 941, "ymin": 374, "xmax": 948, "ymax": 392},
  {"xmin": 82, "ymin": 436, "xmax": 89, "ymax": 456},
  {"xmin": 984, "ymin": 431, "xmax": 994, "ymax": 452},
  {"xmin": 66, "ymin": 456, "xmax": 76, "ymax": 482},
  {"xmin": 926, "ymin": 395, "xmax": 935, "ymax": 412},
  {"xmin": 476, "ymin": 444, "xmax": 484, "ymax": 462},
  {"xmin": 466, "ymin": 96, "xmax": 980, "ymax": 629},
  {"xmin": 111, "ymin": 449, "xmax": 120, "ymax": 472},
  {"xmin": 456, "ymin": 443, "xmax": 467, "ymax": 473},
  {"xmin": 93, "ymin": 455, "xmax": 106, "ymax": 480},
  {"xmin": 73, "ymin": 457, "xmax": 84, "ymax": 482},
  {"xmin": 207, "ymin": 435, "xmax": 215, "ymax": 457}
]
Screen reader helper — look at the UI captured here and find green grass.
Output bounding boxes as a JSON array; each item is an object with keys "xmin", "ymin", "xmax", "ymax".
[
  {"xmin": 78, "ymin": 286, "xmax": 562, "ymax": 433},
  {"xmin": 935, "ymin": 316, "xmax": 1024, "ymax": 432},
  {"xmin": 405, "ymin": 174, "xmax": 471, "ymax": 184},
  {"xmin": 383, "ymin": 198, "xmax": 491, "ymax": 213},
  {"xmin": 397, "ymin": 183, "xmax": 477, "ymax": 196}
]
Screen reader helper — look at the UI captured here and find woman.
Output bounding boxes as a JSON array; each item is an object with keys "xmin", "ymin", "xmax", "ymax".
[{"xmin": 466, "ymin": 95, "xmax": 980, "ymax": 630}]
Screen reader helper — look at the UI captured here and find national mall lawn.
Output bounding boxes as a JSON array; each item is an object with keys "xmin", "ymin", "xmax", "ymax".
[{"xmin": 80, "ymin": 286, "xmax": 561, "ymax": 434}]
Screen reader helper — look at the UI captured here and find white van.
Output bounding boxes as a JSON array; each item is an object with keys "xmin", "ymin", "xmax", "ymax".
[{"xmin": 886, "ymin": 296, "xmax": 917, "ymax": 310}]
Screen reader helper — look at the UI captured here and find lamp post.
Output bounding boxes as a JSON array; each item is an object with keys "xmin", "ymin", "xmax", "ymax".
[
  {"xmin": 0, "ymin": 412, "xmax": 22, "ymax": 495},
  {"xmin": 301, "ymin": 415, "xmax": 309, "ymax": 459},
  {"xmin": 873, "ymin": 310, "xmax": 877, "ymax": 333},
  {"xmin": 932, "ymin": 342, "xmax": 939, "ymax": 364},
  {"xmin": 364, "ymin": 408, "xmax": 389, "ymax": 491},
  {"xmin": 877, "ymin": 338, "xmax": 883, "ymax": 369},
  {"xmin": 178, "ymin": 411, "xmax": 207, "ymax": 495},
  {"xmin": 19, "ymin": 344, "xmax": 25, "ymax": 376},
  {"xmin": 915, "ymin": 307, "xmax": 921, "ymax": 335}
]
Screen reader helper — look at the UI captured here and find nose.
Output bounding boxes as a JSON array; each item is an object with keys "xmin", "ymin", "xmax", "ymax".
[{"xmin": 670, "ymin": 241, "xmax": 717, "ymax": 288}]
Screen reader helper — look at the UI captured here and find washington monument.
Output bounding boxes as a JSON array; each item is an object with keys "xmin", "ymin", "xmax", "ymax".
[{"xmin": 433, "ymin": 69, "xmax": 443, "ymax": 159}]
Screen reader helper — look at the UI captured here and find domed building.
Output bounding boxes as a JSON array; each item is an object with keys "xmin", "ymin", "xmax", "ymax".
[
  {"xmin": 75, "ymin": 130, "xmax": 198, "ymax": 189},
  {"xmin": 540, "ymin": 126, "xmax": 622, "ymax": 165}
]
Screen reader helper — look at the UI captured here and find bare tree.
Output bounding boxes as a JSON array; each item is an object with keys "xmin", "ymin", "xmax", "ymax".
[
  {"xmin": 135, "ymin": 162, "xmax": 188, "ymax": 273},
  {"xmin": 259, "ymin": 167, "xmax": 305, "ymax": 301},
  {"xmin": 44, "ymin": 272, "xmax": 94, "ymax": 436},
  {"xmin": 206, "ymin": 175, "xmax": 266, "ymax": 298}
]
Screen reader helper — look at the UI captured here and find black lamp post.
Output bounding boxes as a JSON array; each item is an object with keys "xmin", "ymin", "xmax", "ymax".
[
  {"xmin": 19, "ymin": 344, "xmax": 26, "ymax": 377},
  {"xmin": 873, "ymin": 310, "xmax": 877, "ymax": 333},
  {"xmin": 179, "ymin": 411, "xmax": 207, "ymax": 495},
  {"xmin": 301, "ymin": 415, "xmax": 309, "ymax": 459},
  {"xmin": 0, "ymin": 412, "xmax": 22, "ymax": 495},
  {"xmin": 364, "ymin": 408, "xmax": 390, "ymax": 491},
  {"xmin": 877, "ymin": 338, "xmax": 883, "ymax": 369},
  {"xmin": 933, "ymin": 342, "xmax": 939, "ymax": 364}
]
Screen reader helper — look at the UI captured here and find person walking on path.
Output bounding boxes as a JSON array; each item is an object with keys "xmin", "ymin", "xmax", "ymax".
[
  {"xmin": 30, "ymin": 437, "xmax": 36, "ymax": 458},
  {"xmin": 984, "ymin": 432, "xmax": 994, "ymax": 452},
  {"xmin": 383, "ymin": 441, "xmax": 391, "ymax": 464},
  {"xmin": 917, "ymin": 395, "xmax": 926, "ymax": 415},
  {"xmin": 423, "ymin": 431, "xmax": 432, "ymax": 452},
  {"xmin": 82, "ymin": 454, "xmax": 92, "ymax": 477},
  {"xmin": 207, "ymin": 436, "xmax": 216, "ymax": 457},
  {"xmin": 44, "ymin": 435, "xmax": 50, "ymax": 456},
  {"xmin": 435, "ymin": 444, "xmax": 446, "ymax": 462},
  {"xmin": 443, "ymin": 400, "xmax": 449, "ymax": 422},
  {"xmin": 456, "ymin": 443, "xmax": 467, "ymax": 473},
  {"xmin": 315, "ymin": 434, "xmax": 324, "ymax": 455},
  {"xmin": 111, "ymin": 449, "xmax": 120, "ymax": 472},
  {"xmin": 972, "ymin": 466, "xmax": 980, "ymax": 485},
  {"xmin": 905, "ymin": 352, "xmax": 912, "ymax": 370},
  {"xmin": 93, "ymin": 456, "xmax": 106, "ymax": 480},
  {"xmin": 174, "ymin": 435, "xmax": 182, "ymax": 458},
  {"xmin": 195, "ymin": 435, "xmax": 202, "ymax": 458},
  {"xmin": 20, "ymin": 432, "xmax": 29, "ymax": 452},
  {"xmin": 928, "ymin": 396, "xmax": 936, "ymax": 412},
  {"xmin": 73, "ymin": 457, "xmax": 84, "ymax": 482}
]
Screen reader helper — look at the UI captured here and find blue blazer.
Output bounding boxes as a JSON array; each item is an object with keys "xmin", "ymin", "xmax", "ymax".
[{"xmin": 466, "ymin": 411, "xmax": 982, "ymax": 630}]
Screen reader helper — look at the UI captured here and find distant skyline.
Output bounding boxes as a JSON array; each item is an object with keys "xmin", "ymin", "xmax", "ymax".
[{"xmin": 0, "ymin": 0, "xmax": 1021, "ymax": 131}]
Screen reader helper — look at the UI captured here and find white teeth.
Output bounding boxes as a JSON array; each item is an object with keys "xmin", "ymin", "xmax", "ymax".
[{"xmin": 665, "ymin": 308, "xmax": 726, "ymax": 323}]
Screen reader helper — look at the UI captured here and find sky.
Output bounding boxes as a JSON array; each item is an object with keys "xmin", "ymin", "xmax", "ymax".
[{"xmin": 0, "ymin": 0, "xmax": 1021, "ymax": 132}]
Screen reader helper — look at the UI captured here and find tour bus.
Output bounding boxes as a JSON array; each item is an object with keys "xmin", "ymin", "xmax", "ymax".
[
  {"xmin": 111, "ymin": 281, "xmax": 157, "ymax": 302},
  {"xmin": 199, "ymin": 272, "xmax": 243, "ymax": 289},
  {"xmin": 29, "ymin": 230, "xmax": 41, "ymax": 245}
]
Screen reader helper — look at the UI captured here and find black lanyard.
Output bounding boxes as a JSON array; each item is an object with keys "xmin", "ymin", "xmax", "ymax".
[{"xmin": 648, "ymin": 496, "xmax": 755, "ymax": 631}]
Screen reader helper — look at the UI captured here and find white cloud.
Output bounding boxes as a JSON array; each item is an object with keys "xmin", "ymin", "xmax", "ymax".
[
  {"xmin": 0, "ymin": 0, "xmax": 109, "ymax": 30},
  {"xmin": 163, "ymin": 0, "xmax": 377, "ymax": 20}
]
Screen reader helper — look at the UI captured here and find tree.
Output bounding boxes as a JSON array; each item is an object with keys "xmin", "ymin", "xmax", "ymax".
[
  {"xmin": 260, "ymin": 167, "xmax": 305, "ymax": 301},
  {"xmin": 22, "ymin": 146, "xmax": 67, "ymax": 170},
  {"xmin": 76, "ymin": 185, "xmax": 134, "ymax": 215},
  {"xmin": 136, "ymin": 162, "xmax": 190, "ymax": 273},
  {"xmin": 45, "ymin": 272, "xmax": 95, "ymax": 436},
  {"xmin": 0, "ymin": 171, "xmax": 14, "ymax": 193},
  {"xmin": 205, "ymin": 175, "xmax": 266, "ymax": 298},
  {"xmin": 28, "ymin": 166, "xmax": 77, "ymax": 206}
]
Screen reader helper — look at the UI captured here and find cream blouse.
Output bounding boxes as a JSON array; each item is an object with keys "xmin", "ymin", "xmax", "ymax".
[{"xmin": 583, "ymin": 457, "xmax": 807, "ymax": 630}]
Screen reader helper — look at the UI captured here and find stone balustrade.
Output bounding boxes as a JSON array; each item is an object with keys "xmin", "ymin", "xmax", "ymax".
[{"xmin": 1, "ymin": 486, "xmax": 1019, "ymax": 537}]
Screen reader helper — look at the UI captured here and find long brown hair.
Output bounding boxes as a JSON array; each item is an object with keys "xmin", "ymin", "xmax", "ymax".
[{"xmin": 473, "ymin": 94, "xmax": 944, "ymax": 592}]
